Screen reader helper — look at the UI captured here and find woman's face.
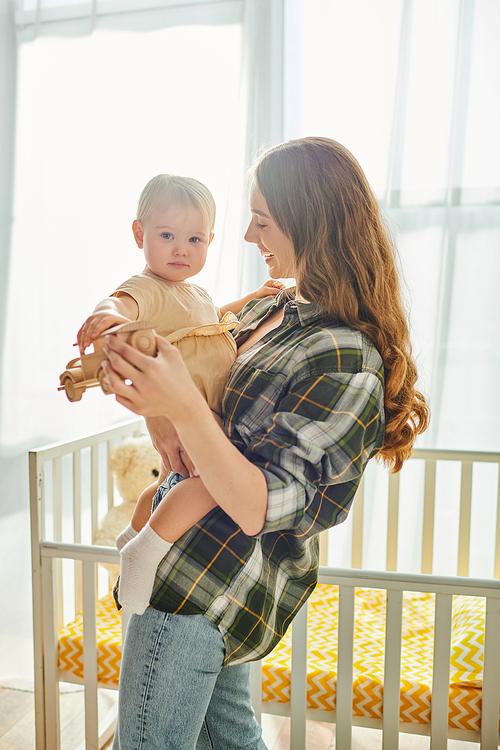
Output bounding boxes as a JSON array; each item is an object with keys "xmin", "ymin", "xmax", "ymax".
[{"xmin": 244, "ymin": 188, "xmax": 297, "ymax": 280}]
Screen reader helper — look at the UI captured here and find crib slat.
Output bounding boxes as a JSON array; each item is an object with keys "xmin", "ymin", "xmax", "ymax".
[
  {"xmin": 319, "ymin": 530, "xmax": 329, "ymax": 566},
  {"xmin": 39, "ymin": 466, "xmax": 47, "ymax": 546},
  {"xmin": 290, "ymin": 602, "xmax": 308, "ymax": 750},
  {"xmin": 387, "ymin": 473, "xmax": 400, "ymax": 571},
  {"xmin": 121, "ymin": 607, "xmax": 131, "ymax": 644},
  {"xmin": 249, "ymin": 661, "xmax": 262, "ymax": 724},
  {"xmin": 91, "ymin": 444, "xmax": 99, "ymax": 537},
  {"xmin": 495, "ymin": 467, "xmax": 500, "ymax": 579},
  {"xmin": 422, "ymin": 460, "xmax": 436, "ymax": 574},
  {"xmin": 481, "ymin": 596, "xmax": 500, "ymax": 749},
  {"xmin": 73, "ymin": 450, "xmax": 83, "ymax": 616},
  {"xmin": 430, "ymin": 592, "xmax": 452, "ymax": 750},
  {"xmin": 53, "ymin": 457, "xmax": 64, "ymax": 630},
  {"xmin": 382, "ymin": 589, "xmax": 403, "ymax": 749},
  {"xmin": 73, "ymin": 450, "xmax": 82, "ymax": 543},
  {"xmin": 30, "ymin": 452, "xmax": 46, "ymax": 750},
  {"xmin": 53, "ymin": 456, "xmax": 63, "ymax": 541},
  {"xmin": 107, "ymin": 439, "xmax": 115, "ymax": 510},
  {"xmin": 336, "ymin": 585, "xmax": 355, "ymax": 749},
  {"xmin": 351, "ymin": 477, "xmax": 364, "ymax": 568},
  {"xmin": 457, "ymin": 461, "xmax": 472, "ymax": 576},
  {"xmin": 82, "ymin": 560, "xmax": 99, "ymax": 750},
  {"xmin": 41, "ymin": 555, "xmax": 61, "ymax": 750}
]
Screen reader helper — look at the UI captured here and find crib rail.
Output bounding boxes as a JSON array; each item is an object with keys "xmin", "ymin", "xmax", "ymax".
[
  {"xmin": 251, "ymin": 566, "xmax": 500, "ymax": 750},
  {"xmin": 341, "ymin": 447, "xmax": 500, "ymax": 578}
]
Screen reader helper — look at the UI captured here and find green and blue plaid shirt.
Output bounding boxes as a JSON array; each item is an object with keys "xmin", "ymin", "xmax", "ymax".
[{"xmin": 149, "ymin": 289, "xmax": 385, "ymax": 665}]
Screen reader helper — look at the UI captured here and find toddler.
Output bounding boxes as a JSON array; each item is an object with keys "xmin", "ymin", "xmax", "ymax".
[{"xmin": 78, "ymin": 174, "xmax": 283, "ymax": 613}]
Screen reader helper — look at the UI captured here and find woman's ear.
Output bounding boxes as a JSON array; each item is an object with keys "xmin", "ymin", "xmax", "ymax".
[{"xmin": 132, "ymin": 220, "xmax": 144, "ymax": 248}]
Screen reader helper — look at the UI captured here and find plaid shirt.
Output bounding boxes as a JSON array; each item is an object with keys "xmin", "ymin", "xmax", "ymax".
[{"xmin": 148, "ymin": 289, "xmax": 385, "ymax": 665}]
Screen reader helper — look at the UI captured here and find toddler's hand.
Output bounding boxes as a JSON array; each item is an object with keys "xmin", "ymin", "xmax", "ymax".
[
  {"xmin": 254, "ymin": 280, "xmax": 286, "ymax": 299},
  {"xmin": 77, "ymin": 311, "xmax": 131, "ymax": 354}
]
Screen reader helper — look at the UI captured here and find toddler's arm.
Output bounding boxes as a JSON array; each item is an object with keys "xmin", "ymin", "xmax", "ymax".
[
  {"xmin": 77, "ymin": 293, "xmax": 139, "ymax": 353},
  {"xmin": 118, "ymin": 477, "xmax": 217, "ymax": 614},
  {"xmin": 219, "ymin": 279, "xmax": 285, "ymax": 316}
]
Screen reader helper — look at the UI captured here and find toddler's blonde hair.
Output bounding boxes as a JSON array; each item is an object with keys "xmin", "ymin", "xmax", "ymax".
[{"xmin": 137, "ymin": 174, "xmax": 216, "ymax": 233}]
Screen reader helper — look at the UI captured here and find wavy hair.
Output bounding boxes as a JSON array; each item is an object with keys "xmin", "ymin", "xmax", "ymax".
[{"xmin": 253, "ymin": 137, "xmax": 429, "ymax": 472}]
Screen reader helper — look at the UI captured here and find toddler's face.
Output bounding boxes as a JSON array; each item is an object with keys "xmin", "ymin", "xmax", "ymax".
[{"xmin": 133, "ymin": 202, "xmax": 212, "ymax": 282}]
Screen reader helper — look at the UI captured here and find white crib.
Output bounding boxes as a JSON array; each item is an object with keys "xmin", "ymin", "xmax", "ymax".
[
  {"xmin": 30, "ymin": 420, "xmax": 500, "ymax": 750},
  {"xmin": 30, "ymin": 419, "xmax": 142, "ymax": 750}
]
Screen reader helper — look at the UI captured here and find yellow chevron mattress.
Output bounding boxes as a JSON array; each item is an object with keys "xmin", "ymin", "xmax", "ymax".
[
  {"xmin": 58, "ymin": 593, "xmax": 122, "ymax": 687},
  {"xmin": 58, "ymin": 585, "xmax": 489, "ymax": 730},
  {"xmin": 262, "ymin": 585, "xmax": 489, "ymax": 731}
]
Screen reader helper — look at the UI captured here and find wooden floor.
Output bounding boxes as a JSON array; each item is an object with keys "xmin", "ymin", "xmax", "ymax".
[
  {"xmin": 0, "ymin": 687, "xmax": 115, "ymax": 750},
  {"xmin": 0, "ymin": 686, "xmax": 480, "ymax": 750}
]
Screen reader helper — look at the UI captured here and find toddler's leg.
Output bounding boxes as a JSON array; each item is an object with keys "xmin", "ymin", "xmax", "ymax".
[
  {"xmin": 118, "ymin": 524, "xmax": 173, "ymax": 614},
  {"xmin": 149, "ymin": 476, "xmax": 217, "ymax": 541},
  {"xmin": 117, "ymin": 477, "xmax": 217, "ymax": 614}
]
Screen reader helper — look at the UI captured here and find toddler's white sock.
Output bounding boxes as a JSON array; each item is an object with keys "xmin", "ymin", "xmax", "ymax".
[
  {"xmin": 118, "ymin": 523, "xmax": 172, "ymax": 615},
  {"xmin": 115, "ymin": 522, "xmax": 139, "ymax": 552}
]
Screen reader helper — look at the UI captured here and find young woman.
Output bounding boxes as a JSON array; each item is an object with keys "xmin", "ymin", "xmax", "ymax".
[{"xmin": 102, "ymin": 137, "xmax": 429, "ymax": 750}]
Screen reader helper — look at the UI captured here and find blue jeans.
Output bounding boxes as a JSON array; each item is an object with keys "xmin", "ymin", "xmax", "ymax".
[
  {"xmin": 151, "ymin": 471, "xmax": 186, "ymax": 514},
  {"xmin": 113, "ymin": 479, "xmax": 267, "ymax": 749}
]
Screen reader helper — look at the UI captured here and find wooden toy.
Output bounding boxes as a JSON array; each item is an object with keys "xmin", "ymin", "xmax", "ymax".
[{"xmin": 58, "ymin": 320, "xmax": 157, "ymax": 402}]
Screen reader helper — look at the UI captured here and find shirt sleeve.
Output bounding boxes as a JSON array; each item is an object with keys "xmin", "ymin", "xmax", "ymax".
[
  {"xmin": 112, "ymin": 276, "xmax": 156, "ymax": 320},
  {"xmin": 245, "ymin": 368, "xmax": 385, "ymax": 535}
]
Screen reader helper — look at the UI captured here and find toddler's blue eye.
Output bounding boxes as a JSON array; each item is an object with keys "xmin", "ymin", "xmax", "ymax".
[
  {"xmin": 161, "ymin": 232, "xmax": 173, "ymax": 239},
  {"xmin": 189, "ymin": 237, "xmax": 200, "ymax": 243}
]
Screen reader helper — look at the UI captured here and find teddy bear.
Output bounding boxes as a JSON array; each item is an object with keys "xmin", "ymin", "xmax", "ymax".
[{"xmin": 93, "ymin": 435, "xmax": 161, "ymax": 583}]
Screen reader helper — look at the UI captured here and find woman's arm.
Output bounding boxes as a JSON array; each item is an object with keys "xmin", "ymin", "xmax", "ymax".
[{"xmin": 101, "ymin": 335, "xmax": 268, "ymax": 536}]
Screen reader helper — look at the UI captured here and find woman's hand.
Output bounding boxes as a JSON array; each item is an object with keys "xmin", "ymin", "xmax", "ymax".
[
  {"xmin": 146, "ymin": 416, "xmax": 195, "ymax": 477},
  {"xmin": 101, "ymin": 333, "xmax": 207, "ymax": 422}
]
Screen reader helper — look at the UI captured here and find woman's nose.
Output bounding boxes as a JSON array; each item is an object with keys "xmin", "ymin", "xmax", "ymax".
[{"xmin": 244, "ymin": 220, "xmax": 257, "ymax": 243}]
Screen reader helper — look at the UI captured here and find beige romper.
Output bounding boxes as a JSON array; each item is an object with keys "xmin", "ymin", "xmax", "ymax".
[{"xmin": 113, "ymin": 269, "xmax": 237, "ymax": 416}]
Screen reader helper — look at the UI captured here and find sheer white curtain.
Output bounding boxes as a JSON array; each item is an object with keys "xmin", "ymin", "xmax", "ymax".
[
  {"xmin": 0, "ymin": 0, "xmax": 286, "ymax": 688},
  {"xmin": 286, "ymin": 0, "xmax": 500, "ymax": 572},
  {"xmin": 2, "ymin": 0, "xmax": 499, "ymax": 689},
  {"xmin": 287, "ymin": 0, "xmax": 500, "ymax": 452}
]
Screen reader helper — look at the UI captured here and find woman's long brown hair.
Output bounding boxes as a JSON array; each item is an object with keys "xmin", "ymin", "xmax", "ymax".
[{"xmin": 254, "ymin": 137, "xmax": 429, "ymax": 473}]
